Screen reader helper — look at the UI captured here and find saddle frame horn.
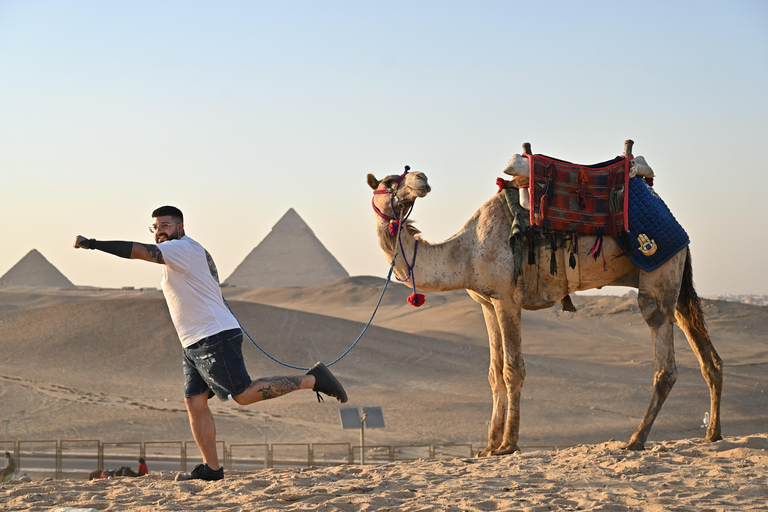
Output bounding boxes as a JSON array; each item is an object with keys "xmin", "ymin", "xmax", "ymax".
[{"xmin": 624, "ymin": 139, "xmax": 634, "ymax": 157}]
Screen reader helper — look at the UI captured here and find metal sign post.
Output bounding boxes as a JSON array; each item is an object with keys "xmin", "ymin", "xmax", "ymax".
[
  {"xmin": 339, "ymin": 407, "xmax": 385, "ymax": 465},
  {"xmin": 360, "ymin": 413, "xmax": 367, "ymax": 464}
]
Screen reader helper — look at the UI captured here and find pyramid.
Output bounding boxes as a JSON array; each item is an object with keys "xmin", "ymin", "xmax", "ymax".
[
  {"xmin": 0, "ymin": 249, "xmax": 75, "ymax": 288},
  {"xmin": 224, "ymin": 208, "xmax": 348, "ymax": 287}
]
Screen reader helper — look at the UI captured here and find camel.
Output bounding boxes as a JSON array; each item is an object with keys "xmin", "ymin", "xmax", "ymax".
[{"xmin": 367, "ymin": 150, "xmax": 723, "ymax": 456}]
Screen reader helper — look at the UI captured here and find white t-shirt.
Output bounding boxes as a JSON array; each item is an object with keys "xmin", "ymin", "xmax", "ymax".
[{"xmin": 157, "ymin": 236, "xmax": 240, "ymax": 347}]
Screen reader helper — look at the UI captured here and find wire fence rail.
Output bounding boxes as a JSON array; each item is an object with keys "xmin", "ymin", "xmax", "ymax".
[{"xmin": 2, "ymin": 440, "xmax": 567, "ymax": 480}]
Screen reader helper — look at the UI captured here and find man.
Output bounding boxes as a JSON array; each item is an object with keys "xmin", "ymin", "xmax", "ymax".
[
  {"xmin": 1, "ymin": 452, "xmax": 15, "ymax": 482},
  {"xmin": 74, "ymin": 205, "xmax": 347, "ymax": 481}
]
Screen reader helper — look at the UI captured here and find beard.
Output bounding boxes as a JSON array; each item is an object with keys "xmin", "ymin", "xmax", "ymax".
[{"xmin": 155, "ymin": 227, "xmax": 181, "ymax": 244}]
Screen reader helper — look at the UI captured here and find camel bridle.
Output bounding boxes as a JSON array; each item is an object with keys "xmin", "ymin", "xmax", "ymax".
[
  {"xmin": 370, "ymin": 165, "xmax": 425, "ymax": 307},
  {"xmin": 371, "ymin": 165, "xmax": 413, "ymax": 230}
]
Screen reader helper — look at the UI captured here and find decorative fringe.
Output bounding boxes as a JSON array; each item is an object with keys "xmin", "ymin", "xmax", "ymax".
[
  {"xmin": 528, "ymin": 229, "xmax": 536, "ymax": 265},
  {"xmin": 621, "ymin": 230, "xmax": 633, "ymax": 255},
  {"xmin": 561, "ymin": 295, "xmax": 577, "ymax": 312},
  {"xmin": 569, "ymin": 233, "xmax": 577, "ymax": 269},
  {"xmin": 407, "ymin": 292, "xmax": 426, "ymax": 307},
  {"xmin": 607, "ymin": 170, "xmax": 624, "ymax": 238},
  {"xmin": 539, "ymin": 194, "xmax": 549, "ymax": 221},
  {"xmin": 589, "ymin": 235, "xmax": 602, "ymax": 260},
  {"xmin": 549, "ymin": 232, "xmax": 557, "ymax": 276}
]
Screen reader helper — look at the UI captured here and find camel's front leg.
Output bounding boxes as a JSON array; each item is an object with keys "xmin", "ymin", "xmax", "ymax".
[
  {"xmin": 626, "ymin": 289, "xmax": 679, "ymax": 450},
  {"xmin": 491, "ymin": 298, "xmax": 525, "ymax": 455},
  {"xmin": 475, "ymin": 299, "xmax": 506, "ymax": 457}
]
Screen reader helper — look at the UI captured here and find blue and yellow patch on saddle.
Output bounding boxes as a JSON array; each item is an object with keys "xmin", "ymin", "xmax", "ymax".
[{"xmin": 620, "ymin": 177, "xmax": 689, "ymax": 272}]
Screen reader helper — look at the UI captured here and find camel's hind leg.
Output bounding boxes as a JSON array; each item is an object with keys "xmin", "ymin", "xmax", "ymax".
[
  {"xmin": 626, "ymin": 253, "xmax": 686, "ymax": 450},
  {"xmin": 675, "ymin": 248, "xmax": 723, "ymax": 443}
]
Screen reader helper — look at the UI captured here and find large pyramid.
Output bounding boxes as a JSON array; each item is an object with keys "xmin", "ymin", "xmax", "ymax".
[
  {"xmin": 224, "ymin": 208, "xmax": 348, "ymax": 287},
  {"xmin": 0, "ymin": 249, "xmax": 75, "ymax": 288}
]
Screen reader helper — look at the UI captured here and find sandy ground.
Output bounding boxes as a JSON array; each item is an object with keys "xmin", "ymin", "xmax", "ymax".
[
  {"xmin": 0, "ymin": 281, "xmax": 767, "ymax": 509},
  {"xmin": 2, "ymin": 434, "xmax": 767, "ymax": 511}
]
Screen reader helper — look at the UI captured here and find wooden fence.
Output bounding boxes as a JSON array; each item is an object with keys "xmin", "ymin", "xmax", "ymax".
[{"xmin": 2, "ymin": 440, "xmax": 562, "ymax": 480}]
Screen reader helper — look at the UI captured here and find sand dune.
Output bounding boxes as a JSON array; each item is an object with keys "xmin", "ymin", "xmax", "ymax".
[
  {"xmin": 1, "ymin": 279, "xmax": 767, "ymax": 509},
  {"xmin": 1, "ymin": 279, "xmax": 766, "ymax": 451}
]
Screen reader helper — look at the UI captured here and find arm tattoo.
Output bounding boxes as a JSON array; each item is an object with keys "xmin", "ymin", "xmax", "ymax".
[
  {"xmin": 255, "ymin": 376, "xmax": 303, "ymax": 400},
  {"xmin": 141, "ymin": 244, "xmax": 164, "ymax": 264}
]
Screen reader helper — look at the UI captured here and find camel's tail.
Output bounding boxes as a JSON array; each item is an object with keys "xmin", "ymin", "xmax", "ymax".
[{"xmin": 676, "ymin": 246, "xmax": 708, "ymax": 337}]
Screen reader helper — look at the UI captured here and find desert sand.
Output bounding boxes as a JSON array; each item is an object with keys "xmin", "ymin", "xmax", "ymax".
[
  {"xmin": 0, "ymin": 279, "xmax": 767, "ymax": 510},
  {"xmin": 2, "ymin": 435, "xmax": 767, "ymax": 511}
]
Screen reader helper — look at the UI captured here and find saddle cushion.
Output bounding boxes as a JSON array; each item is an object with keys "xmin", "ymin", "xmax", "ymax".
[
  {"xmin": 619, "ymin": 177, "xmax": 690, "ymax": 271},
  {"xmin": 529, "ymin": 154, "xmax": 628, "ymax": 236}
]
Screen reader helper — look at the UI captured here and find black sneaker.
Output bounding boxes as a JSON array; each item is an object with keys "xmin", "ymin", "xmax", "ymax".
[
  {"xmin": 306, "ymin": 362, "xmax": 348, "ymax": 403},
  {"xmin": 188, "ymin": 463, "xmax": 224, "ymax": 481}
]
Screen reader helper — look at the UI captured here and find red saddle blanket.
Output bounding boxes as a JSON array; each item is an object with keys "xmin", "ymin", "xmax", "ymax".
[{"xmin": 527, "ymin": 153, "xmax": 630, "ymax": 236}]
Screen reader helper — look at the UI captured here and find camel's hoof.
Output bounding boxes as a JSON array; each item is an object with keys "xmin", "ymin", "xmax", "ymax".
[
  {"xmin": 703, "ymin": 434, "xmax": 723, "ymax": 444},
  {"xmin": 622, "ymin": 440, "xmax": 645, "ymax": 451},
  {"xmin": 477, "ymin": 447, "xmax": 493, "ymax": 458},
  {"xmin": 490, "ymin": 444, "xmax": 520, "ymax": 456}
]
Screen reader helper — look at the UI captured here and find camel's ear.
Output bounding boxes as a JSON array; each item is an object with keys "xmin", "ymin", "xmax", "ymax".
[{"xmin": 366, "ymin": 173, "xmax": 380, "ymax": 190}]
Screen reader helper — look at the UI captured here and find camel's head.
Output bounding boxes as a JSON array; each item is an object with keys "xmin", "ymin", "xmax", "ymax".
[
  {"xmin": 502, "ymin": 153, "xmax": 530, "ymax": 177},
  {"xmin": 367, "ymin": 168, "xmax": 431, "ymax": 219}
]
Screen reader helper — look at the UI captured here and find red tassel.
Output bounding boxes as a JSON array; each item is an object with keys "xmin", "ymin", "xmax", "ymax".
[
  {"xmin": 539, "ymin": 195, "xmax": 548, "ymax": 221},
  {"xmin": 388, "ymin": 220, "xmax": 400, "ymax": 236},
  {"xmin": 496, "ymin": 177, "xmax": 507, "ymax": 192},
  {"xmin": 407, "ymin": 292, "xmax": 426, "ymax": 307}
]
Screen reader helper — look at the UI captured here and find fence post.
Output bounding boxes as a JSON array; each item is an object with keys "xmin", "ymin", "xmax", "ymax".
[{"xmin": 55, "ymin": 441, "xmax": 62, "ymax": 480}]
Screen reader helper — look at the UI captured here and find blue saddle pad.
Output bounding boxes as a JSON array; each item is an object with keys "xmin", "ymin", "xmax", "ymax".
[{"xmin": 618, "ymin": 177, "xmax": 689, "ymax": 272}]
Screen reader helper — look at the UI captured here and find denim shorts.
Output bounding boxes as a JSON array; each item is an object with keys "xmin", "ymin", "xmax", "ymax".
[{"xmin": 182, "ymin": 328, "xmax": 252, "ymax": 401}]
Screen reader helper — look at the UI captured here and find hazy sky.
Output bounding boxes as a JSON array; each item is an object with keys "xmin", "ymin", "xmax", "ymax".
[{"xmin": 1, "ymin": 1, "xmax": 766, "ymax": 295}]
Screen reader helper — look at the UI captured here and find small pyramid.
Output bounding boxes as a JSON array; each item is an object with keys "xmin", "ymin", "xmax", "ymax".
[
  {"xmin": 224, "ymin": 208, "xmax": 348, "ymax": 287},
  {"xmin": 0, "ymin": 249, "xmax": 75, "ymax": 288}
]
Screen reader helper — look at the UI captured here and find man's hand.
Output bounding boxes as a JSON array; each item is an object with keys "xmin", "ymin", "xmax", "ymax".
[
  {"xmin": 72, "ymin": 238, "xmax": 145, "ymax": 261},
  {"xmin": 74, "ymin": 235, "xmax": 91, "ymax": 249}
]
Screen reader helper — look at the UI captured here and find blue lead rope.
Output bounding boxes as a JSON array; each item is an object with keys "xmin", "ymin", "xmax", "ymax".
[{"xmin": 222, "ymin": 258, "xmax": 398, "ymax": 371}]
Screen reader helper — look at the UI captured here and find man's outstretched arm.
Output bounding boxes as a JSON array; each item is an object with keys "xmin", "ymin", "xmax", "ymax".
[{"xmin": 74, "ymin": 236, "xmax": 164, "ymax": 264}]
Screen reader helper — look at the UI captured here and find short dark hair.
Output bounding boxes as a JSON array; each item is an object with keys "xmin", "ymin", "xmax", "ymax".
[{"xmin": 152, "ymin": 205, "xmax": 183, "ymax": 222}]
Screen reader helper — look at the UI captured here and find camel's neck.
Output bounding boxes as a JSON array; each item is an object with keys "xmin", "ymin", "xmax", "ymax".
[{"xmin": 375, "ymin": 219, "xmax": 468, "ymax": 292}]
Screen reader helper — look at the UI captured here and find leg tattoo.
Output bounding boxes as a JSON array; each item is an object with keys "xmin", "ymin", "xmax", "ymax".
[{"xmin": 255, "ymin": 376, "xmax": 303, "ymax": 400}]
